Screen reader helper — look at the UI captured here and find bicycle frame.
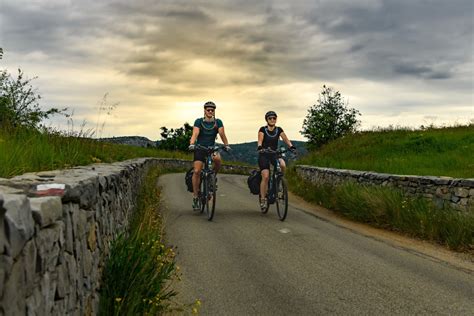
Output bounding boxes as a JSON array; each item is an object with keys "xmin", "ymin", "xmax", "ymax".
[
  {"xmin": 267, "ymin": 152, "xmax": 284, "ymax": 205},
  {"xmin": 258, "ymin": 147, "xmax": 294, "ymax": 221},
  {"xmin": 194, "ymin": 144, "xmax": 222, "ymax": 221}
]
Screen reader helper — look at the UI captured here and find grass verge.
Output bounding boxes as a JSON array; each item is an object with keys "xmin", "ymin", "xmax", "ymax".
[
  {"xmin": 0, "ymin": 127, "xmax": 190, "ymax": 178},
  {"xmin": 298, "ymin": 124, "xmax": 474, "ymax": 178},
  {"xmin": 287, "ymin": 167, "xmax": 474, "ymax": 251},
  {"xmin": 99, "ymin": 167, "xmax": 198, "ymax": 315}
]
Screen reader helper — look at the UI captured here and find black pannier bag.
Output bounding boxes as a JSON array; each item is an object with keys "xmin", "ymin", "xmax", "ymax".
[
  {"xmin": 185, "ymin": 168, "xmax": 194, "ymax": 192},
  {"xmin": 247, "ymin": 170, "xmax": 261, "ymax": 195}
]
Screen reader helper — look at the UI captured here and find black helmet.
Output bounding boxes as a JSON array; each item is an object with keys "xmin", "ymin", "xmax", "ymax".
[
  {"xmin": 204, "ymin": 101, "xmax": 216, "ymax": 109},
  {"xmin": 265, "ymin": 111, "xmax": 277, "ymax": 120}
]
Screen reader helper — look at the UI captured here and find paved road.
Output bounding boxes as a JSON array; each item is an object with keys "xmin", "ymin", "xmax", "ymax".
[{"xmin": 159, "ymin": 173, "xmax": 474, "ymax": 315}]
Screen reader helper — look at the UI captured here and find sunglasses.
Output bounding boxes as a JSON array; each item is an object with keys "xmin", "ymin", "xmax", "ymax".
[
  {"xmin": 205, "ymin": 108, "xmax": 215, "ymax": 112},
  {"xmin": 267, "ymin": 117, "xmax": 277, "ymax": 120}
]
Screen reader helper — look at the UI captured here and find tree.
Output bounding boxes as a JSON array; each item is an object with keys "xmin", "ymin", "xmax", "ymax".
[
  {"xmin": 157, "ymin": 122, "xmax": 193, "ymax": 151},
  {"xmin": 0, "ymin": 67, "xmax": 67, "ymax": 129},
  {"xmin": 301, "ymin": 85, "xmax": 360, "ymax": 149}
]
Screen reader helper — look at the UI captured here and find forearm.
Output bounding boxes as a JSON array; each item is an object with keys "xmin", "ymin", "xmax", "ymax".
[{"xmin": 220, "ymin": 134, "xmax": 229, "ymax": 146}]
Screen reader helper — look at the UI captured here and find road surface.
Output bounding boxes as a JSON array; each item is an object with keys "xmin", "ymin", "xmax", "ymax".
[{"xmin": 159, "ymin": 173, "xmax": 474, "ymax": 315}]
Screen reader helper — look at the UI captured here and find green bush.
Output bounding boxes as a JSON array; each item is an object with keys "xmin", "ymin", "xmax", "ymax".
[{"xmin": 301, "ymin": 85, "xmax": 360, "ymax": 149}]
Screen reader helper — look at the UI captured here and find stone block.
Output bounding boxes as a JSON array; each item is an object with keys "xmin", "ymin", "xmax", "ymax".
[
  {"xmin": 56, "ymin": 264, "xmax": 67, "ymax": 299},
  {"xmin": 459, "ymin": 179, "xmax": 474, "ymax": 186},
  {"xmin": 72, "ymin": 209, "xmax": 87, "ymax": 240},
  {"xmin": 35, "ymin": 224, "xmax": 61, "ymax": 274},
  {"xmin": 52, "ymin": 299, "xmax": 67, "ymax": 315},
  {"xmin": 63, "ymin": 204, "xmax": 75, "ymax": 254},
  {"xmin": 451, "ymin": 195, "xmax": 460, "ymax": 203},
  {"xmin": 0, "ymin": 199, "xmax": 7, "ymax": 256},
  {"xmin": 64, "ymin": 253, "xmax": 77, "ymax": 286},
  {"xmin": 3, "ymin": 193, "xmax": 35, "ymax": 259},
  {"xmin": 40, "ymin": 272, "xmax": 56, "ymax": 315},
  {"xmin": 2, "ymin": 256, "xmax": 26, "ymax": 315},
  {"xmin": 87, "ymin": 223, "xmax": 97, "ymax": 252},
  {"xmin": 29, "ymin": 196, "xmax": 62, "ymax": 228},
  {"xmin": 22, "ymin": 240, "xmax": 37, "ymax": 297},
  {"xmin": 0, "ymin": 255, "xmax": 13, "ymax": 299},
  {"xmin": 435, "ymin": 187, "xmax": 450, "ymax": 198},
  {"xmin": 432, "ymin": 177, "xmax": 452, "ymax": 185},
  {"xmin": 26, "ymin": 287, "xmax": 42, "ymax": 316},
  {"xmin": 454, "ymin": 187, "xmax": 469, "ymax": 198}
]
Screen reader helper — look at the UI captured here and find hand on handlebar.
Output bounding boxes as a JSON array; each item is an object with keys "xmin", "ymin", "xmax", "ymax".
[{"xmin": 188, "ymin": 144, "xmax": 195, "ymax": 151}]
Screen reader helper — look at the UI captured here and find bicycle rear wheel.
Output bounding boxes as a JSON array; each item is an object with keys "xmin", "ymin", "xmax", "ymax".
[
  {"xmin": 275, "ymin": 177, "xmax": 288, "ymax": 221},
  {"xmin": 206, "ymin": 172, "xmax": 216, "ymax": 221}
]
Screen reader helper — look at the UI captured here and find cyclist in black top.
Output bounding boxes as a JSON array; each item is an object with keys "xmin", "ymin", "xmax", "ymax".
[
  {"xmin": 188, "ymin": 101, "xmax": 231, "ymax": 210},
  {"xmin": 257, "ymin": 111, "xmax": 296, "ymax": 210}
]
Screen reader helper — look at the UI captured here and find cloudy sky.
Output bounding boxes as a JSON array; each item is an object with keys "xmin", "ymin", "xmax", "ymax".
[{"xmin": 1, "ymin": 0, "xmax": 472, "ymax": 142}]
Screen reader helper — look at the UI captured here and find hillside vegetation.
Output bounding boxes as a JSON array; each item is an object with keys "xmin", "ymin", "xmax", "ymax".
[
  {"xmin": 0, "ymin": 127, "xmax": 190, "ymax": 178},
  {"xmin": 296, "ymin": 125, "xmax": 474, "ymax": 178}
]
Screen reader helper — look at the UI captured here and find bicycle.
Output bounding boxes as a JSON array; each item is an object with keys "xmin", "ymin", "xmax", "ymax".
[
  {"xmin": 193, "ymin": 144, "xmax": 224, "ymax": 221},
  {"xmin": 258, "ymin": 147, "xmax": 295, "ymax": 221}
]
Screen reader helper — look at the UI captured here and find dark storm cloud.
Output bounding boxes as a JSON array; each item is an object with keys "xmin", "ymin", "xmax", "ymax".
[
  {"xmin": 1, "ymin": 0, "xmax": 472, "ymax": 93},
  {"xmin": 393, "ymin": 63, "xmax": 452, "ymax": 80},
  {"xmin": 299, "ymin": 0, "xmax": 473, "ymax": 81}
]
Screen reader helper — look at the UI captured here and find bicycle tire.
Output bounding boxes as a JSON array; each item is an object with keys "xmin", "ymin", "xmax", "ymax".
[
  {"xmin": 275, "ymin": 177, "xmax": 288, "ymax": 221},
  {"xmin": 200, "ymin": 174, "xmax": 206, "ymax": 214},
  {"xmin": 207, "ymin": 172, "xmax": 216, "ymax": 221}
]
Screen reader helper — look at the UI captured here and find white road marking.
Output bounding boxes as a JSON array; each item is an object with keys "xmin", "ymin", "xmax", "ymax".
[{"xmin": 279, "ymin": 228, "xmax": 291, "ymax": 234}]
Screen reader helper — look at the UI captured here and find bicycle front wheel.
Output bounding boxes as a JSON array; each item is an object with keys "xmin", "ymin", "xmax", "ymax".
[
  {"xmin": 206, "ymin": 172, "xmax": 216, "ymax": 221},
  {"xmin": 200, "ymin": 175, "xmax": 206, "ymax": 214},
  {"xmin": 275, "ymin": 177, "xmax": 288, "ymax": 221}
]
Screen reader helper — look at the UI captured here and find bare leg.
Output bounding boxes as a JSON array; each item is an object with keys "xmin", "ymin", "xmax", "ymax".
[
  {"xmin": 279, "ymin": 158, "xmax": 286, "ymax": 174},
  {"xmin": 192, "ymin": 161, "xmax": 203, "ymax": 198},
  {"xmin": 212, "ymin": 153, "xmax": 222, "ymax": 174},
  {"xmin": 260, "ymin": 169, "xmax": 270, "ymax": 200}
]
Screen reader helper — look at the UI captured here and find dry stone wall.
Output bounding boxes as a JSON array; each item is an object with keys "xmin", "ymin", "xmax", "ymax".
[
  {"xmin": 295, "ymin": 165, "xmax": 474, "ymax": 211},
  {"xmin": 0, "ymin": 158, "xmax": 254, "ymax": 315}
]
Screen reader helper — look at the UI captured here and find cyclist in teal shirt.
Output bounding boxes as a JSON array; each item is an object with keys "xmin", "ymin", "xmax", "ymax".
[{"xmin": 188, "ymin": 101, "xmax": 231, "ymax": 210}]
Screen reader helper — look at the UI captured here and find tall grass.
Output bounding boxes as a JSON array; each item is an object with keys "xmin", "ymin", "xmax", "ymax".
[
  {"xmin": 298, "ymin": 125, "xmax": 474, "ymax": 178},
  {"xmin": 287, "ymin": 168, "xmax": 474, "ymax": 251},
  {"xmin": 0, "ymin": 127, "xmax": 190, "ymax": 178},
  {"xmin": 99, "ymin": 168, "xmax": 187, "ymax": 315}
]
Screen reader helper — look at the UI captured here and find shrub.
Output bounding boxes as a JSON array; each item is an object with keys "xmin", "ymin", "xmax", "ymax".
[{"xmin": 301, "ymin": 85, "xmax": 360, "ymax": 149}]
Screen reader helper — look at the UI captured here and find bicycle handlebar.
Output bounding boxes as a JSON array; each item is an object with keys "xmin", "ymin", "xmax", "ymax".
[
  {"xmin": 259, "ymin": 147, "xmax": 297, "ymax": 159},
  {"xmin": 193, "ymin": 144, "xmax": 225, "ymax": 153}
]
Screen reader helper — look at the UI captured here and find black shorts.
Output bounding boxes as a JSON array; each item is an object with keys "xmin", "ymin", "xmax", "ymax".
[
  {"xmin": 193, "ymin": 149, "xmax": 208, "ymax": 163},
  {"xmin": 258, "ymin": 153, "xmax": 277, "ymax": 171}
]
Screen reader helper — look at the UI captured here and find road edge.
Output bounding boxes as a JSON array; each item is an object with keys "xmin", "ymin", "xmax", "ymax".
[{"xmin": 288, "ymin": 191, "xmax": 474, "ymax": 274}]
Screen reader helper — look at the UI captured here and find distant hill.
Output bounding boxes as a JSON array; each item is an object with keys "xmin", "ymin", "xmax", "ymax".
[
  {"xmin": 99, "ymin": 136, "xmax": 157, "ymax": 148},
  {"xmin": 221, "ymin": 140, "xmax": 308, "ymax": 166},
  {"xmin": 100, "ymin": 136, "xmax": 307, "ymax": 166}
]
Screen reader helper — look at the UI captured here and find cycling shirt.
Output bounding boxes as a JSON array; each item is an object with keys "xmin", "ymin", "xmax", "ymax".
[
  {"xmin": 194, "ymin": 118, "xmax": 223, "ymax": 146},
  {"xmin": 259, "ymin": 126, "xmax": 283, "ymax": 150}
]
